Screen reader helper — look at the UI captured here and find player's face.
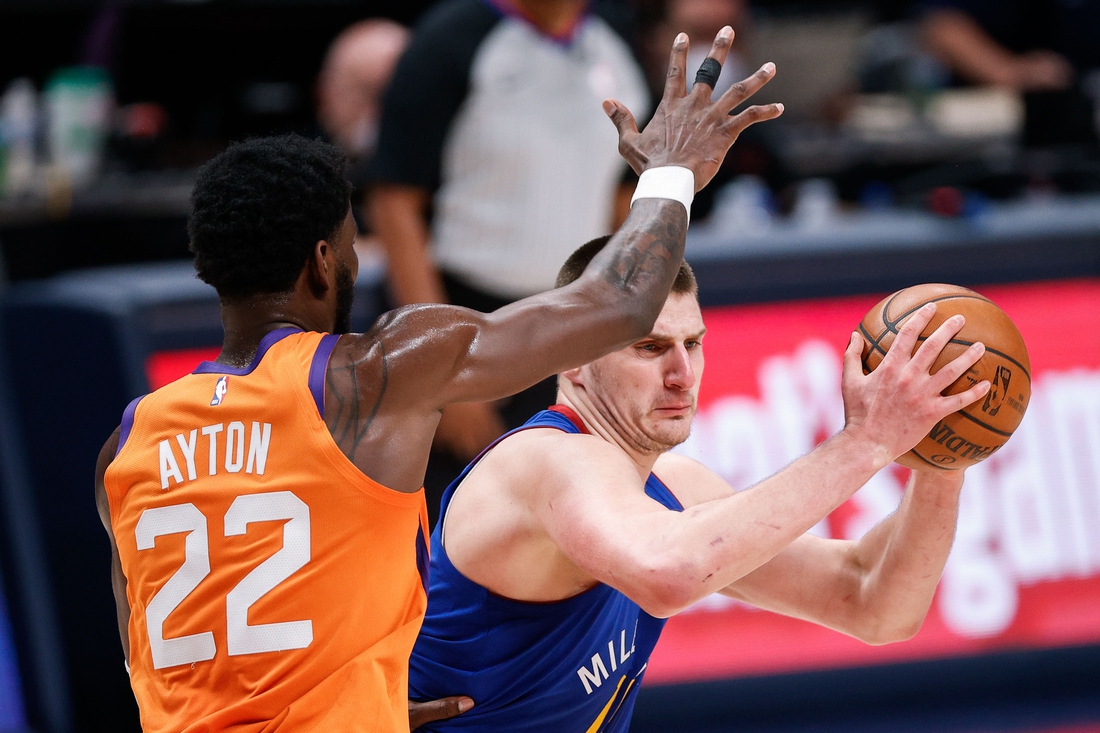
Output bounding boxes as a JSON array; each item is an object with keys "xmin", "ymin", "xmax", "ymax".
[
  {"xmin": 332, "ymin": 207, "xmax": 358, "ymax": 334},
  {"xmin": 585, "ymin": 293, "xmax": 705, "ymax": 455}
]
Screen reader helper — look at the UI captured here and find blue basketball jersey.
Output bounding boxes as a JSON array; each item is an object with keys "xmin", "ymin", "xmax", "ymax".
[{"xmin": 409, "ymin": 407, "xmax": 684, "ymax": 732}]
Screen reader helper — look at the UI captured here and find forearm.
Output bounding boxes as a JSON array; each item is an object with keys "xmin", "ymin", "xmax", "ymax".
[
  {"xmin": 434, "ymin": 197, "xmax": 689, "ymax": 405},
  {"xmin": 369, "ymin": 185, "xmax": 448, "ymax": 306},
  {"xmin": 611, "ymin": 182, "xmax": 635, "ymax": 230},
  {"xmin": 576, "ymin": 197, "xmax": 688, "ymax": 339},
  {"xmin": 612, "ymin": 429, "xmax": 886, "ymax": 615},
  {"xmin": 847, "ymin": 469, "xmax": 963, "ymax": 642},
  {"xmin": 922, "ymin": 10, "xmax": 1019, "ymax": 87}
]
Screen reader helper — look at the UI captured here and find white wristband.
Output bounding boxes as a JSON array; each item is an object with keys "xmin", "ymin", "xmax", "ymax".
[{"xmin": 630, "ymin": 166, "xmax": 695, "ymax": 222}]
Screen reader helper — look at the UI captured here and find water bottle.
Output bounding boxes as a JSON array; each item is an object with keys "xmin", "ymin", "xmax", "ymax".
[
  {"xmin": 45, "ymin": 67, "xmax": 114, "ymax": 188},
  {"xmin": 0, "ymin": 78, "xmax": 38, "ymax": 196}
]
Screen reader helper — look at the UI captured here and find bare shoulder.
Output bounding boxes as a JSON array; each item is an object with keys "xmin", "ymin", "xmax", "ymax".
[
  {"xmin": 475, "ymin": 428, "xmax": 640, "ymax": 501},
  {"xmin": 338, "ymin": 303, "xmax": 483, "ymax": 364},
  {"xmin": 334, "ymin": 304, "xmax": 487, "ymax": 401},
  {"xmin": 484, "ymin": 428, "xmax": 630, "ymax": 477},
  {"xmin": 652, "ymin": 452, "xmax": 735, "ymax": 508}
]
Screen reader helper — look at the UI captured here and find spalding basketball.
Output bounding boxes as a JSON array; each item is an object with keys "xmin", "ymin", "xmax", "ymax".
[{"xmin": 859, "ymin": 283, "xmax": 1031, "ymax": 470}]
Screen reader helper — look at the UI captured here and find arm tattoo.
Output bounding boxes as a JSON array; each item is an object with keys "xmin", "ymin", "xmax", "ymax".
[
  {"xmin": 601, "ymin": 203, "xmax": 687, "ymax": 293},
  {"xmin": 325, "ymin": 341, "xmax": 389, "ymax": 460}
]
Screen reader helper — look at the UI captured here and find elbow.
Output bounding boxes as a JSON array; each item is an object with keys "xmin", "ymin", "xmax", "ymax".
[
  {"xmin": 584, "ymin": 301, "xmax": 659, "ymax": 352},
  {"xmin": 636, "ymin": 592, "xmax": 691, "ymax": 620},
  {"xmin": 622, "ymin": 554, "xmax": 701, "ymax": 619},
  {"xmin": 611, "ymin": 296, "xmax": 662, "ymax": 344},
  {"xmin": 854, "ymin": 614, "xmax": 925, "ymax": 646},
  {"xmin": 573, "ymin": 274, "xmax": 664, "ymax": 346},
  {"xmin": 624, "ymin": 307, "xmax": 660, "ymax": 342}
]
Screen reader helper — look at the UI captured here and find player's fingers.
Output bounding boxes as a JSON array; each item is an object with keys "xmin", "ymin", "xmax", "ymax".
[
  {"xmin": 930, "ymin": 341, "xmax": 985, "ymax": 392},
  {"xmin": 841, "ymin": 331, "xmax": 865, "ymax": 385},
  {"xmin": 603, "ymin": 99, "xmax": 643, "ymax": 173},
  {"xmin": 938, "ymin": 379, "xmax": 991, "ymax": 414},
  {"xmin": 725, "ymin": 102, "xmax": 784, "ymax": 135},
  {"xmin": 690, "ymin": 26, "xmax": 734, "ymax": 96},
  {"xmin": 910, "ymin": 314, "xmax": 966, "ymax": 373},
  {"xmin": 887, "ymin": 303, "xmax": 936, "ymax": 364},
  {"xmin": 663, "ymin": 32, "xmax": 690, "ymax": 100},
  {"xmin": 409, "ymin": 697, "xmax": 475, "ymax": 730},
  {"xmin": 716, "ymin": 62, "xmax": 777, "ymax": 113},
  {"xmin": 603, "ymin": 99, "xmax": 639, "ymax": 139}
]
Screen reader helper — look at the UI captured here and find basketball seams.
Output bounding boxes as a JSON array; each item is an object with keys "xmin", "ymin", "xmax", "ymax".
[
  {"xmin": 907, "ymin": 448, "xmax": 952, "ymax": 470},
  {"xmin": 867, "ymin": 291, "xmax": 1033, "ymax": 381},
  {"xmin": 909, "ymin": 438, "xmax": 1003, "ymax": 470},
  {"xmin": 864, "ymin": 292, "xmax": 990, "ymax": 363},
  {"xmin": 858, "ymin": 322, "xmax": 883, "ymax": 373},
  {"xmin": 954, "ymin": 410, "xmax": 1015, "ymax": 437},
  {"xmin": 880, "ymin": 293, "xmax": 998, "ymax": 351},
  {"xmin": 910, "ymin": 336, "xmax": 1029, "ymax": 383},
  {"xmin": 885, "ymin": 293, "xmax": 995, "ymax": 328},
  {"xmin": 858, "ymin": 292, "xmax": 901, "ymax": 372}
]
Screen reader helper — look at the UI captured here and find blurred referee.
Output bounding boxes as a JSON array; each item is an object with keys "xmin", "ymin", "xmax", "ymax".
[{"xmin": 368, "ymin": 0, "xmax": 650, "ymax": 524}]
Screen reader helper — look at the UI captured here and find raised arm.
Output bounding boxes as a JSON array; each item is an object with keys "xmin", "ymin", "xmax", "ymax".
[
  {"xmin": 369, "ymin": 183, "xmax": 447, "ymax": 306},
  {"xmin": 530, "ymin": 308, "xmax": 989, "ymax": 617},
  {"xmin": 921, "ymin": 8, "xmax": 1073, "ymax": 91},
  {"xmin": 372, "ymin": 29, "xmax": 784, "ymax": 408},
  {"xmin": 723, "ymin": 468, "xmax": 963, "ymax": 644}
]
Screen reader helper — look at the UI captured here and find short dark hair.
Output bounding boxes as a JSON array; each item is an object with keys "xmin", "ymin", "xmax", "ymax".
[
  {"xmin": 188, "ymin": 135, "xmax": 351, "ymax": 298},
  {"xmin": 555, "ymin": 235, "xmax": 697, "ymax": 296}
]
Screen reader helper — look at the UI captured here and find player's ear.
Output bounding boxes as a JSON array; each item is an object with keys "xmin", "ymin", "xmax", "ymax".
[
  {"xmin": 560, "ymin": 366, "xmax": 586, "ymax": 386},
  {"xmin": 306, "ymin": 239, "xmax": 334, "ymax": 293}
]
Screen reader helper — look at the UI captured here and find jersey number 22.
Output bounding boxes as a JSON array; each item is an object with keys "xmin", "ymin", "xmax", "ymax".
[{"xmin": 135, "ymin": 490, "xmax": 312, "ymax": 670}]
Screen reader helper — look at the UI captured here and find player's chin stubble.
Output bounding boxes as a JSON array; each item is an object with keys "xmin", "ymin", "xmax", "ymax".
[{"xmin": 623, "ymin": 407, "xmax": 694, "ymax": 455}]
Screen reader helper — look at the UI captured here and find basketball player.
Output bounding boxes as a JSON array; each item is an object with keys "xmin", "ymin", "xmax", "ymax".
[
  {"xmin": 408, "ymin": 238, "xmax": 991, "ymax": 732},
  {"xmin": 93, "ymin": 29, "xmax": 782, "ymax": 733}
]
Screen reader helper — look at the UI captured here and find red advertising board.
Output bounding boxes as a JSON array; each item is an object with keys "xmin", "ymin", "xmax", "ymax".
[
  {"xmin": 648, "ymin": 278, "xmax": 1100, "ymax": 684},
  {"xmin": 143, "ymin": 279, "xmax": 1100, "ymax": 686}
]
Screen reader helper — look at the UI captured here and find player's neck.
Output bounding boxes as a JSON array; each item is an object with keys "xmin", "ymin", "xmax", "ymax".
[
  {"xmin": 507, "ymin": 0, "xmax": 587, "ymax": 38},
  {"xmin": 555, "ymin": 393, "xmax": 662, "ymax": 480},
  {"xmin": 217, "ymin": 294, "xmax": 331, "ymax": 368}
]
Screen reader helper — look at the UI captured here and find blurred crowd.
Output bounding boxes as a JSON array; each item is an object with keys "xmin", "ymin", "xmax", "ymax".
[
  {"xmin": 1, "ymin": 0, "xmax": 1099, "ymax": 507},
  {"xmin": 3, "ymin": 0, "xmax": 1099, "ymax": 206}
]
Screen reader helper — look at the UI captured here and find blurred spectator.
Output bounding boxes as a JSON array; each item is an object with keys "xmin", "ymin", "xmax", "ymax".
[
  {"xmin": 368, "ymin": 0, "xmax": 649, "ymax": 522},
  {"xmin": 317, "ymin": 19, "xmax": 409, "ymax": 161},
  {"xmin": 640, "ymin": 0, "xmax": 779, "ymax": 219},
  {"xmin": 643, "ymin": 0, "xmax": 750, "ymax": 99},
  {"xmin": 316, "ymin": 19, "xmax": 410, "ymax": 206},
  {"xmin": 920, "ymin": 0, "xmax": 1100, "ymax": 145}
]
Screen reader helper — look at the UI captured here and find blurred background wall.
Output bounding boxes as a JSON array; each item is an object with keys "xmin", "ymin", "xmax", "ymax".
[{"xmin": 0, "ymin": 0, "xmax": 1097, "ymax": 731}]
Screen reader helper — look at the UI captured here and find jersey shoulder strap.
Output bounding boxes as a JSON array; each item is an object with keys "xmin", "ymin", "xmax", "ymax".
[{"xmin": 436, "ymin": 405, "xmax": 578, "ymax": 520}]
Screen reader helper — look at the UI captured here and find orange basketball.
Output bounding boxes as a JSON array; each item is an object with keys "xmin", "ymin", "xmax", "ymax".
[{"xmin": 859, "ymin": 283, "xmax": 1031, "ymax": 470}]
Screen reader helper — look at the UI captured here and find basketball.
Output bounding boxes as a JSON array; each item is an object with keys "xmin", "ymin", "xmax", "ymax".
[{"xmin": 859, "ymin": 283, "xmax": 1031, "ymax": 471}]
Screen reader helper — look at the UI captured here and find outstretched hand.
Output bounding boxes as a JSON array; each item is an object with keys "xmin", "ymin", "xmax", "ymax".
[
  {"xmin": 409, "ymin": 695, "xmax": 474, "ymax": 731},
  {"xmin": 841, "ymin": 303, "xmax": 990, "ymax": 467},
  {"xmin": 604, "ymin": 26, "xmax": 784, "ymax": 192}
]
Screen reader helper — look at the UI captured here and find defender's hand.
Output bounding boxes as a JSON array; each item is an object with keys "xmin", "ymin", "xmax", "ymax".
[
  {"xmin": 409, "ymin": 696, "xmax": 474, "ymax": 731},
  {"xmin": 604, "ymin": 26, "xmax": 784, "ymax": 192},
  {"xmin": 840, "ymin": 303, "xmax": 991, "ymax": 466}
]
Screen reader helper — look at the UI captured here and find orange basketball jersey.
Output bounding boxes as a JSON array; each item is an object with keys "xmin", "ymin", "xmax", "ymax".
[{"xmin": 104, "ymin": 328, "xmax": 429, "ymax": 733}]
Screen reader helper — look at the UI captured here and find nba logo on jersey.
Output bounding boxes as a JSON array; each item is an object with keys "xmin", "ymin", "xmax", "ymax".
[{"xmin": 210, "ymin": 376, "xmax": 229, "ymax": 406}]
